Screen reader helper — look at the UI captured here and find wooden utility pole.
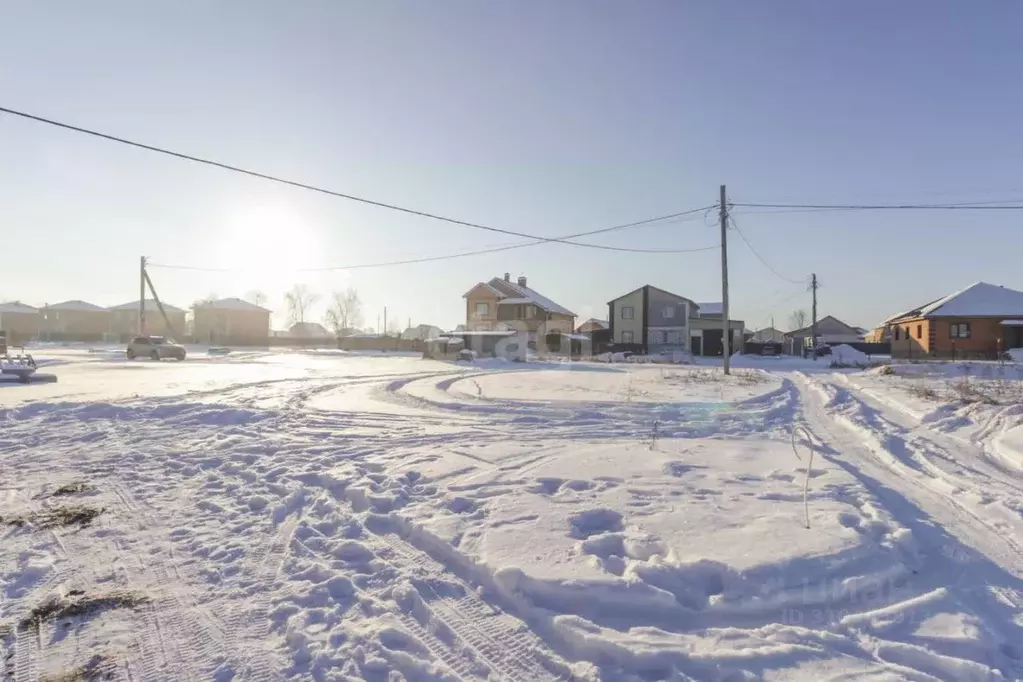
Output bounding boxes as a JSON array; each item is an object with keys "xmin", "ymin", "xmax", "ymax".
[
  {"xmin": 810, "ymin": 273, "xmax": 819, "ymax": 359},
  {"xmin": 383, "ymin": 306, "xmax": 388, "ymax": 337},
  {"xmin": 720, "ymin": 185, "xmax": 731, "ymax": 375},
  {"xmin": 139, "ymin": 256, "xmax": 147, "ymax": 335}
]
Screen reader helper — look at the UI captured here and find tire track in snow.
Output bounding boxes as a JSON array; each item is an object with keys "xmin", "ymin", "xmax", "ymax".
[
  {"xmin": 106, "ymin": 481, "xmax": 221, "ymax": 681},
  {"xmin": 805, "ymin": 375, "xmax": 1023, "ymax": 571},
  {"xmin": 376, "ymin": 532, "xmax": 566, "ymax": 682}
]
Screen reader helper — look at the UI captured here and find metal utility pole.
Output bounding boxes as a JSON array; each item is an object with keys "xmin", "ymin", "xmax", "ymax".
[
  {"xmin": 720, "ymin": 185, "xmax": 731, "ymax": 375},
  {"xmin": 139, "ymin": 256, "xmax": 147, "ymax": 335},
  {"xmin": 810, "ymin": 273, "xmax": 819, "ymax": 359}
]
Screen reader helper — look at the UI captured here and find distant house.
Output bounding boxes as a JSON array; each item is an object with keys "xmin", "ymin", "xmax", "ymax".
[
  {"xmin": 288, "ymin": 322, "xmax": 331, "ymax": 339},
  {"xmin": 575, "ymin": 318, "xmax": 609, "ymax": 335},
  {"xmin": 463, "ymin": 274, "xmax": 575, "ymax": 345},
  {"xmin": 41, "ymin": 300, "xmax": 112, "ymax": 340},
  {"xmin": 192, "ymin": 298, "xmax": 271, "ymax": 346},
  {"xmin": 752, "ymin": 327, "xmax": 786, "ymax": 344},
  {"xmin": 402, "ymin": 324, "xmax": 443, "ymax": 340},
  {"xmin": 690, "ymin": 301, "xmax": 745, "ymax": 356},
  {"xmin": 785, "ymin": 315, "xmax": 864, "ymax": 349},
  {"xmin": 108, "ymin": 299, "xmax": 187, "ymax": 339},
  {"xmin": 0, "ymin": 302, "xmax": 42, "ymax": 343},
  {"xmin": 883, "ymin": 281, "xmax": 1023, "ymax": 359}
]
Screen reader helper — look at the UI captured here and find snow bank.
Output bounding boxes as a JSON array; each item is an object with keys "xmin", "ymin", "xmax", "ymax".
[{"xmin": 829, "ymin": 344, "xmax": 869, "ymax": 366}]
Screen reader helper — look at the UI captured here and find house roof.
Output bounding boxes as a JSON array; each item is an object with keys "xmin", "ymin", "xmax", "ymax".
[
  {"xmin": 0, "ymin": 301, "xmax": 39, "ymax": 314},
  {"xmin": 487, "ymin": 278, "xmax": 575, "ymax": 316},
  {"xmin": 193, "ymin": 297, "xmax": 271, "ymax": 312},
  {"xmin": 462, "ymin": 277, "xmax": 575, "ymax": 316},
  {"xmin": 577, "ymin": 318, "xmax": 609, "ymax": 329},
  {"xmin": 787, "ymin": 315, "xmax": 862, "ymax": 337},
  {"xmin": 45, "ymin": 300, "xmax": 107, "ymax": 312},
  {"xmin": 288, "ymin": 322, "xmax": 330, "ymax": 337},
  {"xmin": 608, "ymin": 285, "xmax": 699, "ymax": 309},
  {"xmin": 884, "ymin": 282, "xmax": 1023, "ymax": 322},
  {"xmin": 108, "ymin": 299, "xmax": 186, "ymax": 314}
]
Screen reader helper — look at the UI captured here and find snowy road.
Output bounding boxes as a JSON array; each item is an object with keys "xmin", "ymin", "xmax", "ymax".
[{"xmin": 1, "ymin": 350, "xmax": 1022, "ymax": 680}]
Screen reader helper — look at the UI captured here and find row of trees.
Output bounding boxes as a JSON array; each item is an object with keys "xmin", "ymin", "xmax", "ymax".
[{"xmin": 194, "ymin": 285, "xmax": 368, "ymax": 336}]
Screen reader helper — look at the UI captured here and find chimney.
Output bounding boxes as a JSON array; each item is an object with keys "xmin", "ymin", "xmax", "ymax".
[
  {"xmin": 504, "ymin": 272, "xmax": 510, "ymax": 282},
  {"xmin": 517, "ymin": 275, "xmax": 527, "ymax": 288}
]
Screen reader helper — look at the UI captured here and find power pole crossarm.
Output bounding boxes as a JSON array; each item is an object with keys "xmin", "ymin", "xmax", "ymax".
[{"xmin": 720, "ymin": 185, "xmax": 730, "ymax": 375}]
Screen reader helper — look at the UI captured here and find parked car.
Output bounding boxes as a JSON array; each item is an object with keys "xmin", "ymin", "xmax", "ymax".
[{"xmin": 126, "ymin": 336, "xmax": 186, "ymax": 361}]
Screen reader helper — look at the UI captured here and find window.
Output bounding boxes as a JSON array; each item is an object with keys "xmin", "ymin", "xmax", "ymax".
[
  {"xmin": 651, "ymin": 330, "xmax": 665, "ymax": 344},
  {"xmin": 475, "ymin": 302, "xmax": 489, "ymax": 316},
  {"xmin": 916, "ymin": 325, "xmax": 922, "ymax": 339},
  {"xmin": 663, "ymin": 306, "xmax": 674, "ymax": 319},
  {"xmin": 621, "ymin": 306, "xmax": 634, "ymax": 320},
  {"xmin": 621, "ymin": 330, "xmax": 634, "ymax": 343},
  {"xmin": 894, "ymin": 327, "xmax": 900, "ymax": 341},
  {"xmin": 666, "ymin": 331, "xmax": 681, "ymax": 344},
  {"xmin": 949, "ymin": 323, "xmax": 972, "ymax": 339}
]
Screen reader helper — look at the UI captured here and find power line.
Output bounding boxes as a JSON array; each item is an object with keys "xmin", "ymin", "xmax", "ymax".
[
  {"xmin": 0, "ymin": 104, "xmax": 712, "ymax": 253},
  {"xmin": 733, "ymin": 200, "xmax": 1023, "ymax": 211},
  {"xmin": 149, "ymin": 208, "xmax": 719, "ymax": 273},
  {"xmin": 728, "ymin": 215, "xmax": 805, "ymax": 285}
]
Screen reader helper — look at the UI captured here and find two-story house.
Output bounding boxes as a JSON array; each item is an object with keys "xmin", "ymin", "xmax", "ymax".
[
  {"xmin": 607, "ymin": 285, "xmax": 693, "ymax": 354},
  {"xmin": 462, "ymin": 274, "xmax": 575, "ymax": 345},
  {"xmin": 607, "ymin": 286, "xmax": 746, "ymax": 356}
]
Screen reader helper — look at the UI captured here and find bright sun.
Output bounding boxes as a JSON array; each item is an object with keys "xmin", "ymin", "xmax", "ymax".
[{"xmin": 215, "ymin": 202, "xmax": 323, "ymax": 292}]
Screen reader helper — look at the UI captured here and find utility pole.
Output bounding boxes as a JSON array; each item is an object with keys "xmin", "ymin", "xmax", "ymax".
[
  {"xmin": 139, "ymin": 256, "xmax": 147, "ymax": 336},
  {"xmin": 383, "ymin": 306, "xmax": 388, "ymax": 337},
  {"xmin": 719, "ymin": 185, "xmax": 730, "ymax": 375},
  {"xmin": 810, "ymin": 273, "xmax": 819, "ymax": 359}
]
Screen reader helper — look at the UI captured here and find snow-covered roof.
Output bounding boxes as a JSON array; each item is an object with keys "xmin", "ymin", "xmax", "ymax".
[
  {"xmin": 462, "ymin": 282, "xmax": 505, "ymax": 299},
  {"xmin": 45, "ymin": 300, "xmax": 107, "ymax": 312},
  {"xmin": 487, "ymin": 278, "xmax": 575, "ymax": 317},
  {"xmin": 578, "ymin": 318, "xmax": 609, "ymax": 329},
  {"xmin": 289, "ymin": 322, "xmax": 331, "ymax": 337},
  {"xmin": 193, "ymin": 297, "xmax": 271, "ymax": 312},
  {"xmin": 886, "ymin": 282, "xmax": 1023, "ymax": 321},
  {"xmin": 0, "ymin": 301, "xmax": 39, "ymax": 314},
  {"xmin": 108, "ymin": 299, "xmax": 185, "ymax": 313},
  {"xmin": 697, "ymin": 302, "xmax": 723, "ymax": 315}
]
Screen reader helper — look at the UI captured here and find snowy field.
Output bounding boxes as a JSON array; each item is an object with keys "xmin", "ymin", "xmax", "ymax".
[{"xmin": 1, "ymin": 349, "xmax": 1022, "ymax": 681}]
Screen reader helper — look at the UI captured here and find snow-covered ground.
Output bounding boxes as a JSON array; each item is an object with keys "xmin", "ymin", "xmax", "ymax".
[{"xmin": 1, "ymin": 349, "xmax": 1021, "ymax": 681}]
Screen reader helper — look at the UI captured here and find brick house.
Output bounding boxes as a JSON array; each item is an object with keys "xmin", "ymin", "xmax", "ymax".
[
  {"xmin": 0, "ymin": 302, "xmax": 43, "ymax": 343},
  {"xmin": 883, "ymin": 282, "xmax": 1023, "ymax": 359},
  {"xmin": 462, "ymin": 274, "xmax": 575, "ymax": 345},
  {"xmin": 192, "ymin": 298, "xmax": 271, "ymax": 346},
  {"xmin": 41, "ymin": 300, "xmax": 113, "ymax": 340},
  {"xmin": 109, "ymin": 299, "xmax": 187, "ymax": 340}
]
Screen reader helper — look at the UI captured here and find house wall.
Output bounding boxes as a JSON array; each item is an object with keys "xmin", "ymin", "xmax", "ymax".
[
  {"xmin": 609, "ymin": 288, "xmax": 644, "ymax": 344},
  {"xmin": 112, "ymin": 309, "xmax": 186, "ymax": 338},
  {"xmin": 890, "ymin": 317, "xmax": 1019, "ymax": 358},
  {"xmin": 193, "ymin": 309, "xmax": 270, "ymax": 345},
  {"xmin": 465, "ymin": 288, "xmax": 501, "ymax": 331},
  {"xmin": 41, "ymin": 309, "xmax": 112, "ymax": 337},
  {"xmin": 0, "ymin": 311, "xmax": 43, "ymax": 340}
]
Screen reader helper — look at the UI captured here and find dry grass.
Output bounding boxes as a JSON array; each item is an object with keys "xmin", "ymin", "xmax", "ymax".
[
  {"xmin": 51, "ymin": 482, "xmax": 94, "ymax": 497},
  {"xmin": 2, "ymin": 505, "xmax": 105, "ymax": 530},
  {"xmin": 19, "ymin": 591, "xmax": 149, "ymax": 633},
  {"xmin": 662, "ymin": 368, "xmax": 766, "ymax": 386}
]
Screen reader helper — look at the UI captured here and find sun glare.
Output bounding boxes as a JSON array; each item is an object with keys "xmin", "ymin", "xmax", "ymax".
[{"xmin": 215, "ymin": 202, "xmax": 323, "ymax": 292}]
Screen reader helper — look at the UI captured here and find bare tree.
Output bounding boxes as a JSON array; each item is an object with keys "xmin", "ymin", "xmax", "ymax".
[
  {"xmin": 245, "ymin": 290, "xmax": 268, "ymax": 309},
  {"xmin": 788, "ymin": 309, "xmax": 808, "ymax": 331},
  {"xmin": 324, "ymin": 287, "xmax": 362, "ymax": 337},
  {"xmin": 284, "ymin": 284, "xmax": 320, "ymax": 326}
]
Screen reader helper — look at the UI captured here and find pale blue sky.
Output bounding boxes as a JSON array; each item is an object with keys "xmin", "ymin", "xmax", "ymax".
[{"xmin": 2, "ymin": 1, "xmax": 1022, "ymax": 331}]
